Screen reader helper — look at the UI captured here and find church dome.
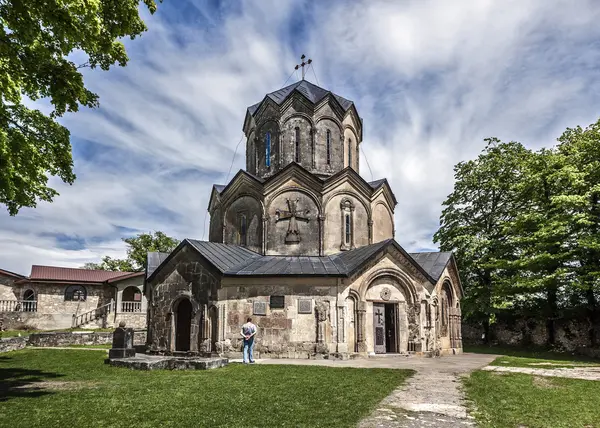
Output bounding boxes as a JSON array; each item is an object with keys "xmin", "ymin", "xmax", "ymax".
[{"xmin": 242, "ymin": 80, "xmax": 363, "ymax": 179}]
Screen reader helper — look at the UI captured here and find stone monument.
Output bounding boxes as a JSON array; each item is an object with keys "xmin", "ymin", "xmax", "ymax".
[{"xmin": 108, "ymin": 321, "xmax": 136, "ymax": 359}]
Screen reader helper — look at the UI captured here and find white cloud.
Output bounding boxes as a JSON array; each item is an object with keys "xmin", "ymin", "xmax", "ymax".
[{"xmin": 2, "ymin": 0, "xmax": 600, "ymax": 273}]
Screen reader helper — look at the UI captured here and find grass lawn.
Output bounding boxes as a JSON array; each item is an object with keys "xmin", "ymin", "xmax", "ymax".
[
  {"xmin": 464, "ymin": 343, "xmax": 599, "ymax": 363},
  {"xmin": 464, "ymin": 370, "xmax": 600, "ymax": 428},
  {"xmin": 66, "ymin": 344, "xmax": 112, "ymax": 349},
  {"xmin": 0, "ymin": 349, "xmax": 413, "ymax": 428}
]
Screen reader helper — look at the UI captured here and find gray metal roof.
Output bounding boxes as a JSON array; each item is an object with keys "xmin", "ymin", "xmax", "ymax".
[
  {"xmin": 248, "ymin": 80, "xmax": 354, "ymax": 116},
  {"xmin": 409, "ymin": 252, "xmax": 452, "ymax": 281},
  {"xmin": 146, "ymin": 252, "xmax": 170, "ymax": 278},
  {"xmin": 368, "ymin": 179, "xmax": 387, "ymax": 189},
  {"xmin": 187, "ymin": 240, "xmax": 261, "ymax": 273},
  {"xmin": 182, "ymin": 238, "xmax": 428, "ymax": 279}
]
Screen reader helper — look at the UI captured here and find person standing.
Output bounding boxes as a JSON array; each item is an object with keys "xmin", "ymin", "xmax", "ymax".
[{"xmin": 240, "ymin": 317, "xmax": 257, "ymax": 364}]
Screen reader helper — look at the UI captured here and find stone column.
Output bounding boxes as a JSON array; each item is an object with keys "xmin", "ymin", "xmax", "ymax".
[
  {"xmin": 318, "ymin": 215, "xmax": 325, "ymax": 256},
  {"xmin": 368, "ymin": 219, "xmax": 373, "ymax": 244},
  {"xmin": 262, "ymin": 216, "xmax": 269, "ymax": 254},
  {"xmin": 311, "ymin": 128, "xmax": 316, "ymax": 170},
  {"xmin": 315, "ymin": 301, "xmax": 329, "ymax": 354},
  {"xmin": 336, "ymin": 302, "xmax": 345, "ymax": 345},
  {"xmin": 356, "ymin": 301, "xmax": 367, "ymax": 353}
]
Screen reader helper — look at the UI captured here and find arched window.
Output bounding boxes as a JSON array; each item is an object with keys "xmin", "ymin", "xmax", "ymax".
[
  {"xmin": 326, "ymin": 130, "xmax": 331, "ymax": 165},
  {"xmin": 22, "ymin": 289, "xmax": 36, "ymax": 312},
  {"xmin": 122, "ymin": 286, "xmax": 142, "ymax": 312},
  {"xmin": 65, "ymin": 285, "xmax": 87, "ymax": 301},
  {"xmin": 348, "ymin": 138, "xmax": 352, "ymax": 167},
  {"xmin": 340, "ymin": 198, "xmax": 355, "ymax": 250},
  {"xmin": 239, "ymin": 213, "xmax": 248, "ymax": 246},
  {"xmin": 265, "ymin": 132, "xmax": 271, "ymax": 167},
  {"xmin": 295, "ymin": 127, "xmax": 300, "ymax": 163},
  {"xmin": 345, "ymin": 214, "xmax": 351, "ymax": 245}
]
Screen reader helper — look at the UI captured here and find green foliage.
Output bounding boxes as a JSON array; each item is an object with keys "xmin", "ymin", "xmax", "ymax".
[
  {"xmin": 0, "ymin": 0, "xmax": 160, "ymax": 215},
  {"xmin": 436, "ymin": 119, "xmax": 600, "ymax": 345},
  {"xmin": 433, "ymin": 139, "xmax": 532, "ymax": 326},
  {"xmin": 83, "ymin": 231, "xmax": 179, "ymax": 272},
  {"xmin": 0, "ymin": 349, "xmax": 413, "ymax": 428}
]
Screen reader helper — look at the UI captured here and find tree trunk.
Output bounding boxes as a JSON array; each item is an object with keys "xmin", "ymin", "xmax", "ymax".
[
  {"xmin": 586, "ymin": 286, "xmax": 598, "ymax": 347},
  {"xmin": 547, "ymin": 286, "xmax": 558, "ymax": 346}
]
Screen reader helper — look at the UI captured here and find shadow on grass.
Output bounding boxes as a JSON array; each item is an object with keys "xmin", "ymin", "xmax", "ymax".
[
  {"xmin": 464, "ymin": 344, "xmax": 600, "ymax": 362},
  {"xmin": 0, "ymin": 355, "xmax": 64, "ymax": 402}
]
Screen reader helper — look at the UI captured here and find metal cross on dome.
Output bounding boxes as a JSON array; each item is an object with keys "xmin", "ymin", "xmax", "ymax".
[
  {"xmin": 276, "ymin": 198, "xmax": 310, "ymax": 244},
  {"xmin": 295, "ymin": 54, "xmax": 312, "ymax": 80}
]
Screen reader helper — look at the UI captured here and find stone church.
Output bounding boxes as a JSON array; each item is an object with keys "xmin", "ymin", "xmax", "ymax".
[{"xmin": 145, "ymin": 79, "xmax": 463, "ymax": 358}]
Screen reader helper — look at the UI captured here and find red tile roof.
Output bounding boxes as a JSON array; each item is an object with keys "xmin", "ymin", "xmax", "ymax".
[
  {"xmin": 0, "ymin": 268, "xmax": 25, "ymax": 279},
  {"xmin": 29, "ymin": 265, "xmax": 138, "ymax": 283}
]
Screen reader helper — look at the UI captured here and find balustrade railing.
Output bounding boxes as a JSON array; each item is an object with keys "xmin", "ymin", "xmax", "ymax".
[
  {"xmin": 121, "ymin": 301, "xmax": 142, "ymax": 313},
  {"xmin": 0, "ymin": 300, "xmax": 37, "ymax": 312},
  {"xmin": 71, "ymin": 299, "xmax": 115, "ymax": 328}
]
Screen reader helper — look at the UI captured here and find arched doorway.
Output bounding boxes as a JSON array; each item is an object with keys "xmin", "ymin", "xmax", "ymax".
[{"xmin": 175, "ymin": 299, "xmax": 192, "ymax": 351}]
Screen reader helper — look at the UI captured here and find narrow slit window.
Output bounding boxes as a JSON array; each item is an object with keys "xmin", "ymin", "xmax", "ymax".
[
  {"xmin": 295, "ymin": 127, "xmax": 300, "ymax": 163},
  {"xmin": 348, "ymin": 138, "xmax": 352, "ymax": 167},
  {"xmin": 326, "ymin": 130, "xmax": 331, "ymax": 165},
  {"xmin": 345, "ymin": 213, "xmax": 351, "ymax": 245},
  {"xmin": 240, "ymin": 214, "xmax": 247, "ymax": 246},
  {"xmin": 265, "ymin": 132, "xmax": 271, "ymax": 167}
]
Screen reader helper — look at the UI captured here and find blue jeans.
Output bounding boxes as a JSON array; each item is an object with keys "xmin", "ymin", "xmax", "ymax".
[{"xmin": 243, "ymin": 337, "xmax": 255, "ymax": 363}]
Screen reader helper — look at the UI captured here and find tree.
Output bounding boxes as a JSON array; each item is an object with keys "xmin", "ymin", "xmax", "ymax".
[
  {"xmin": 555, "ymin": 120, "xmax": 600, "ymax": 345},
  {"xmin": 83, "ymin": 231, "xmax": 179, "ymax": 272},
  {"xmin": 500, "ymin": 149, "xmax": 575, "ymax": 345},
  {"xmin": 433, "ymin": 139, "xmax": 533, "ymax": 341},
  {"xmin": 0, "ymin": 0, "xmax": 160, "ymax": 215}
]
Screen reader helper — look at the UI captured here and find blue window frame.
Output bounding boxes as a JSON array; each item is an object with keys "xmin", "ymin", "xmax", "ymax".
[{"xmin": 265, "ymin": 132, "xmax": 271, "ymax": 167}]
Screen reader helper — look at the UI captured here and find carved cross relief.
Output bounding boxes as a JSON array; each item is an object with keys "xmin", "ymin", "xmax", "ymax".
[{"xmin": 276, "ymin": 198, "xmax": 310, "ymax": 244}]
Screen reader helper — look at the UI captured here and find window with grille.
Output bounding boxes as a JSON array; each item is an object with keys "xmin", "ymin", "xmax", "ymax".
[{"xmin": 65, "ymin": 285, "xmax": 87, "ymax": 301}]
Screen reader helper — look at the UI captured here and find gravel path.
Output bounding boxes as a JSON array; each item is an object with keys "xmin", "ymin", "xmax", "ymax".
[
  {"xmin": 241, "ymin": 353, "xmax": 497, "ymax": 428},
  {"xmin": 481, "ymin": 365, "xmax": 600, "ymax": 381}
]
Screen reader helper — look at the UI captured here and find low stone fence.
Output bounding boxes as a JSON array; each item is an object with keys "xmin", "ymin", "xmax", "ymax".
[
  {"xmin": 462, "ymin": 316, "xmax": 600, "ymax": 357},
  {"xmin": 0, "ymin": 336, "xmax": 27, "ymax": 353},
  {"xmin": 0, "ymin": 330, "xmax": 147, "ymax": 353},
  {"xmin": 28, "ymin": 330, "xmax": 147, "ymax": 347}
]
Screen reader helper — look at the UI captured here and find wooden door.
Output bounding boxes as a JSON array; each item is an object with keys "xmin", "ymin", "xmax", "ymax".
[{"xmin": 373, "ymin": 303, "xmax": 386, "ymax": 354}]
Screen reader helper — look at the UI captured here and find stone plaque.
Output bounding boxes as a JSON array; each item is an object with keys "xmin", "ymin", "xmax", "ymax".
[
  {"xmin": 270, "ymin": 295, "xmax": 285, "ymax": 309},
  {"xmin": 298, "ymin": 299, "xmax": 312, "ymax": 314},
  {"xmin": 253, "ymin": 301, "xmax": 267, "ymax": 315}
]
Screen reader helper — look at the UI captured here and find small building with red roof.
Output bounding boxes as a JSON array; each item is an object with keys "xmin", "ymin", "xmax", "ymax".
[{"xmin": 0, "ymin": 265, "xmax": 147, "ymax": 330}]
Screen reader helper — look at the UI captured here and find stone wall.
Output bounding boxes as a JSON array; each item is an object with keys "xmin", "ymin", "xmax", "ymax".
[
  {"xmin": 1, "ymin": 311, "xmax": 73, "ymax": 330},
  {"xmin": 146, "ymin": 246, "xmax": 219, "ymax": 353},
  {"xmin": 217, "ymin": 279, "xmax": 339, "ymax": 358},
  {"xmin": 0, "ymin": 273, "xmax": 20, "ymax": 300},
  {"xmin": 27, "ymin": 330, "xmax": 147, "ymax": 347},
  {"xmin": 462, "ymin": 316, "xmax": 600, "ymax": 354},
  {"xmin": 0, "ymin": 336, "xmax": 27, "ymax": 353},
  {"xmin": 114, "ymin": 313, "xmax": 147, "ymax": 329}
]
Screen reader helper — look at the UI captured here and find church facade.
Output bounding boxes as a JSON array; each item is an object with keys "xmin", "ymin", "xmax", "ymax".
[{"xmin": 145, "ymin": 80, "xmax": 463, "ymax": 358}]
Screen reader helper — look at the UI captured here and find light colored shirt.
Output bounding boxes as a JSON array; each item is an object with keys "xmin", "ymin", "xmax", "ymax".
[{"xmin": 241, "ymin": 322, "xmax": 257, "ymax": 338}]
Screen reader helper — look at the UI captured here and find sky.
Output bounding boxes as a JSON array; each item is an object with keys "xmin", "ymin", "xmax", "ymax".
[{"xmin": 2, "ymin": 0, "xmax": 600, "ymax": 276}]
